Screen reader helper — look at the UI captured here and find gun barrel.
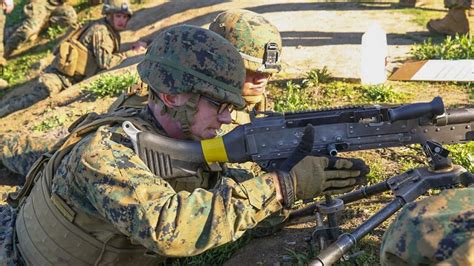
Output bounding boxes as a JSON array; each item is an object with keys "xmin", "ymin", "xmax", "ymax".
[
  {"xmin": 439, "ymin": 108, "xmax": 474, "ymax": 125},
  {"xmin": 311, "ymin": 198, "xmax": 405, "ymax": 266}
]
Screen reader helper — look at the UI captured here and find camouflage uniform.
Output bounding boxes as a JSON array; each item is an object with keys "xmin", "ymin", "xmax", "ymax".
[
  {"xmin": 4, "ymin": 0, "xmax": 77, "ymax": 56},
  {"xmin": 0, "ymin": 18, "xmax": 125, "ymax": 118},
  {"xmin": 210, "ymin": 10, "xmax": 286, "ymax": 236},
  {"xmin": 0, "ymin": 25, "xmax": 368, "ymax": 263},
  {"xmin": 380, "ymin": 188, "xmax": 474, "ymax": 265},
  {"xmin": 0, "ymin": 25, "xmax": 285, "ymax": 264},
  {"xmin": 0, "ymin": 110, "xmax": 282, "ymax": 264},
  {"xmin": 109, "ymin": 9, "xmax": 282, "ymax": 125},
  {"xmin": 0, "ymin": 128, "xmax": 67, "ymax": 176},
  {"xmin": 210, "ymin": 9, "xmax": 282, "ymax": 126},
  {"xmin": 0, "ymin": 205, "xmax": 16, "ymax": 266}
]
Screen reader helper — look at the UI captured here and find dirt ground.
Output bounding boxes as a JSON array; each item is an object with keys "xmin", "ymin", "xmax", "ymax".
[{"xmin": 0, "ymin": 0, "xmax": 471, "ymax": 265}]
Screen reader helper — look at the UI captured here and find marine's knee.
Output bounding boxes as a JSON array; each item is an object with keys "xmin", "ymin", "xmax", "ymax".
[{"xmin": 38, "ymin": 73, "xmax": 65, "ymax": 95}]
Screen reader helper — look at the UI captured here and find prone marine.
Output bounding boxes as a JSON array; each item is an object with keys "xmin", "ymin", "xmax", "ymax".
[
  {"xmin": 0, "ymin": 25, "xmax": 368, "ymax": 264},
  {"xmin": 0, "ymin": 0, "xmax": 146, "ymax": 118}
]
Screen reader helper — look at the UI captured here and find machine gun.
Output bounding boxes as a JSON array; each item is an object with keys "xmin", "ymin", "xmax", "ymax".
[
  {"xmin": 123, "ymin": 96, "xmax": 473, "ymax": 177},
  {"xmin": 122, "ymin": 96, "xmax": 473, "ymax": 264}
]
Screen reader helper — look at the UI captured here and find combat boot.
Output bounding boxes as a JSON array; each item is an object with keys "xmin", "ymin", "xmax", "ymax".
[{"xmin": 427, "ymin": 8, "xmax": 469, "ymax": 35}]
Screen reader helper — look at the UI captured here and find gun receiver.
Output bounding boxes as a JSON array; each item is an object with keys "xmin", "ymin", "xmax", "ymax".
[{"xmin": 124, "ymin": 97, "xmax": 473, "ymax": 177}]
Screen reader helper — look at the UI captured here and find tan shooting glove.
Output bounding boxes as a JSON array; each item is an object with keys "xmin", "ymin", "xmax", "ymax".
[
  {"xmin": 276, "ymin": 125, "xmax": 369, "ymax": 207},
  {"xmin": 290, "ymin": 156, "xmax": 369, "ymax": 199}
]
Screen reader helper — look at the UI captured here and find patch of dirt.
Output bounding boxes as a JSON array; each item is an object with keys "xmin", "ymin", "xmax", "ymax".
[{"xmin": 121, "ymin": 0, "xmax": 451, "ymax": 78}]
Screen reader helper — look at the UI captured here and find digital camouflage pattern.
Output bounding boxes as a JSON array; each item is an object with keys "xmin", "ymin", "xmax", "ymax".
[
  {"xmin": 47, "ymin": 107, "xmax": 282, "ymax": 257},
  {"xmin": 445, "ymin": 0, "xmax": 472, "ymax": 8},
  {"xmin": 0, "ymin": 128, "xmax": 67, "ymax": 176},
  {"xmin": 137, "ymin": 25, "xmax": 246, "ymax": 110},
  {"xmin": 5, "ymin": 0, "xmax": 77, "ymax": 56},
  {"xmin": 0, "ymin": 19, "xmax": 123, "ymax": 118},
  {"xmin": 0, "ymin": 205, "xmax": 17, "ymax": 266},
  {"xmin": 380, "ymin": 188, "xmax": 474, "ymax": 265},
  {"xmin": 209, "ymin": 9, "xmax": 282, "ymax": 73}
]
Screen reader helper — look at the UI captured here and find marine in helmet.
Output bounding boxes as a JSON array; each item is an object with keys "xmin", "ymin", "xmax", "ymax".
[
  {"xmin": 109, "ymin": 9, "xmax": 282, "ymax": 126},
  {"xmin": 210, "ymin": 9, "xmax": 282, "ymax": 125},
  {"xmin": 380, "ymin": 187, "xmax": 474, "ymax": 265},
  {"xmin": 0, "ymin": 25, "xmax": 367, "ymax": 264},
  {"xmin": 0, "ymin": 0, "xmax": 147, "ymax": 118},
  {"xmin": 4, "ymin": 0, "xmax": 78, "ymax": 57}
]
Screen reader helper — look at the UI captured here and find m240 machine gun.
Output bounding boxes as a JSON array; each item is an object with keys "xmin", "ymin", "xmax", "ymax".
[
  {"xmin": 123, "ymin": 97, "xmax": 473, "ymax": 264},
  {"xmin": 123, "ymin": 96, "xmax": 473, "ymax": 177}
]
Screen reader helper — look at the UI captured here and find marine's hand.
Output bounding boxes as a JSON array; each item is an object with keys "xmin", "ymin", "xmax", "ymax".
[
  {"xmin": 132, "ymin": 41, "xmax": 148, "ymax": 54},
  {"xmin": 275, "ymin": 125, "xmax": 314, "ymax": 208},
  {"xmin": 290, "ymin": 156, "xmax": 369, "ymax": 200}
]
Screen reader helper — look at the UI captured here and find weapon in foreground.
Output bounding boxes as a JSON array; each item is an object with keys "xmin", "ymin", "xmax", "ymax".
[
  {"xmin": 301, "ymin": 140, "xmax": 473, "ymax": 265},
  {"xmin": 122, "ymin": 96, "xmax": 473, "ymax": 265},
  {"xmin": 123, "ymin": 96, "xmax": 473, "ymax": 177}
]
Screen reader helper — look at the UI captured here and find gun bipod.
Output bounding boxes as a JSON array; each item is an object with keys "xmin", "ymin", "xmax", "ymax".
[{"xmin": 296, "ymin": 142, "xmax": 473, "ymax": 265}]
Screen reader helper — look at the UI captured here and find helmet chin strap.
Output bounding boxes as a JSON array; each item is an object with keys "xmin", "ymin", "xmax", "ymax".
[
  {"xmin": 105, "ymin": 14, "xmax": 114, "ymax": 27},
  {"xmin": 149, "ymin": 92, "xmax": 201, "ymax": 140},
  {"xmin": 243, "ymin": 94, "xmax": 264, "ymax": 105}
]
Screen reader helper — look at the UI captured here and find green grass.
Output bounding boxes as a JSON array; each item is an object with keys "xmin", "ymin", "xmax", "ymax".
[
  {"xmin": 45, "ymin": 25, "xmax": 67, "ymax": 40},
  {"xmin": 33, "ymin": 115, "xmax": 66, "ymax": 131},
  {"xmin": 274, "ymin": 81, "xmax": 316, "ymax": 112},
  {"xmin": 448, "ymin": 142, "xmax": 474, "ymax": 172},
  {"xmin": 85, "ymin": 73, "xmax": 138, "ymax": 98},
  {"xmin": 410, "ymin": 34, "xmax": 474, "ymax": 60},
  {"xmin": 0, "ymin": 50, "xmax": 51, "ymax": 86},
  {"xmin": 73, "ymin": 0, "xmax": 92, "ymax": 13},
  {"xmin": 302, "ymin": 67, "xmax": 333, "ymax": 88},
  {"xmin": 285, "ymin": 246, "xmax": 313, "ymax": 265},
  {"xmin": 272, "ymin": 70, "xmax": 409, "ymax": 113},
  {"xmin": 365, "ymin": 157, "xmax": 396, "ymax": 184},
  {"xmin": 358, "ymin": 84, "xmax": 408, "ymax": 103}
]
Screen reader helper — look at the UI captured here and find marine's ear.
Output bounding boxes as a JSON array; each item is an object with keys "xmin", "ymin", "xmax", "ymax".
[{"xmin": 159, "ymin": 92, "xmax": 192, "ymax": 108}]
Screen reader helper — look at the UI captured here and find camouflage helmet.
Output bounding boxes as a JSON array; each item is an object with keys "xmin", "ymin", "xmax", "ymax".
[
  {"xmin": 209, "ymin": 9, "xmax": 282, "ymax": 73},
  {"xmin": 137, "ymin": 25, "xmax": 246, "ymax": 109},
  {"xmin": 102, "ymin": 0, "xmax": 133, "ymax": 16}
]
